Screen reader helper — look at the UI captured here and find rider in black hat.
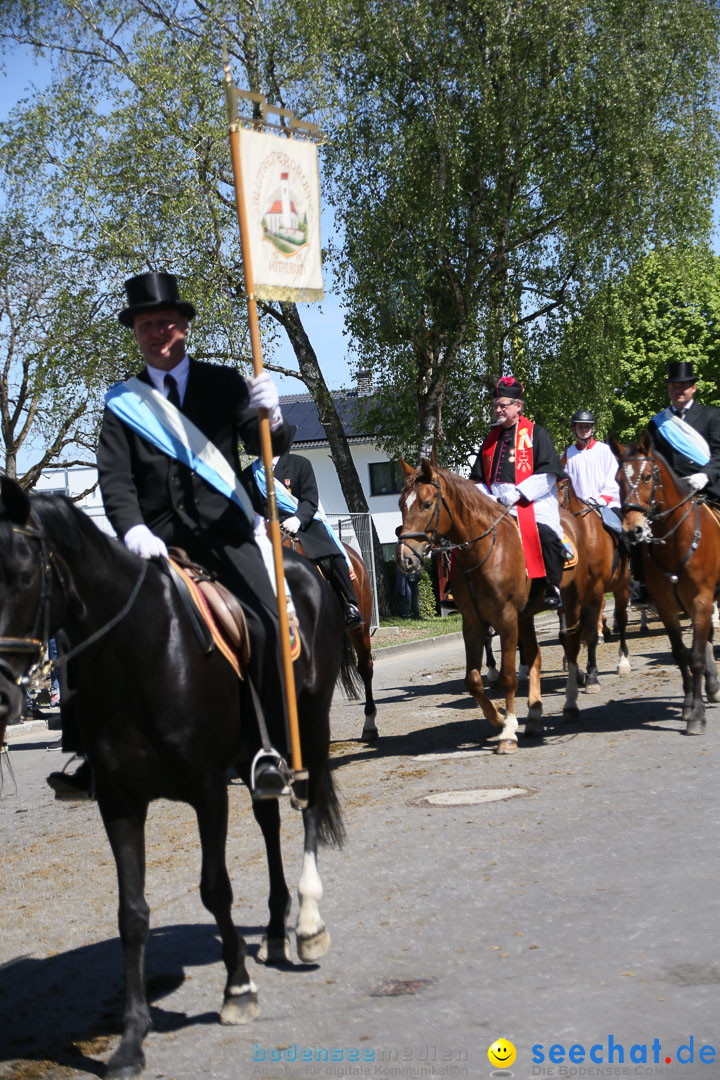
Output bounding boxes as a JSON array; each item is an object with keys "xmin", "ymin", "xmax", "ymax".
[
  {"xmin": 49, "ymin": 271, "xmax": 295, "ymax": 800},
  {"xmin": 628, "ymin": 360, "xmax": 720, "ymax": 607}
]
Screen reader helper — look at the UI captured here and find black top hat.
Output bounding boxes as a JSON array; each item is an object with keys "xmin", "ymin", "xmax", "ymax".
[
  {"xmin": 666, "ymin": 360, "xmax": 697, "ymax": 384},
  {"xmin": 119, "ymin": 272, "xmax": 196, "ymax": 327}
]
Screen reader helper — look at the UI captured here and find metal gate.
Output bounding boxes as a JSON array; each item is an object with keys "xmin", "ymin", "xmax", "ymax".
[{"xmin": 325, "ymin": 512, "xmax": 380, "ymax": 630}]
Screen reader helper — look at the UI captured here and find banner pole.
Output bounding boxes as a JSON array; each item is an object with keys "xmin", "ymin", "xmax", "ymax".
[{"xmin": 222, "ymin": 53, "xmax": 306, "ymax": 796}]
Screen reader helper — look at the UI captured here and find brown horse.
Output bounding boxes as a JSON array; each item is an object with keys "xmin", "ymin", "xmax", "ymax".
[
  {"xmin": 397, "ymin": 460, "xmax": 591, "ymax": 749},
  {"xmin": 615, "ymin": 433, "xmax": 720, "ymax": 733},
  {"xmin": 560, "ymin": 480, "xmax": 632, "ymax": 695},
  {"xmin": 282, "ymin": 535, "xmax": 377, "ymax": 741}
]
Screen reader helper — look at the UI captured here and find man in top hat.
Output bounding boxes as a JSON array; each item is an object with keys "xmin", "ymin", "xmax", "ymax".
[
  {"xmin": 626, "ymin": 359, "xmax": 720, "ymax": 607},
  {"xmin": 469, "ymin": 375, "xmax": 567, "ymax": 609},
  {"xmin": 562, "ymin": 409, "xmax": 623, "ymax": 534},
  {"xmin": 49, "ymin": 271, "xmax": 294, "ymax": 800},
  {"xmin": 647, "ymin": 360, "xmax": 720, "ymax": 501},
  {"xmin": 242, "ymin": 446, "xmax": 363, "ymax": 631}
]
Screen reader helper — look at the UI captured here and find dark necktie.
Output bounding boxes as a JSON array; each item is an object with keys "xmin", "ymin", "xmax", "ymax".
[
  {"xmin": 164, "ymin": 373, "xmax": 181, "ymax": 408},
  {"xmin": 674, "ymin": 407, "xmax": 686, "ymax": 420}
]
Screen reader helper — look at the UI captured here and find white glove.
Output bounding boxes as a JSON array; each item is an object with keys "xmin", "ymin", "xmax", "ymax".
[
  {"xmin": 497, "ymin": 489, "xmax": 520, "ymax": 507},
  {"xmin": 687, "ymin": 473, "xmax": 709, "ymax": 492},
  {"xmin": 124, "ymin": 524, "xmax": 168, "ymax": 559},
  {"xmin": 247, "ymin": 371, "xmax": 283, "ymax": 430},
  {"xmin": 282, "ymin": 516, "xmax": 301, "ymax": 535}
]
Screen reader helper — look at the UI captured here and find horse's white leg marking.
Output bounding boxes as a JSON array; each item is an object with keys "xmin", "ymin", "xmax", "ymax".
[
  {"xmin": 564, "ymin": 662, "xmax": 580, "ymax": 714},
  {"xmin": 617, "ymin": 644, "xmax": 631, "ymax": 676},
  {"xmin": 500, "ymin": 711, "xmax": 518, "ymax": 743},
  {"xmin": 295, "ymin": 851, "xmax": 330, "ymax": 961}
]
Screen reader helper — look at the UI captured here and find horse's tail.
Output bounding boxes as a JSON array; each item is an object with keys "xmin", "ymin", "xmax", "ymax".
[
  {"xmin": 315, "ymin": 761, "xmax": 345, "ymax": 848},
  {"xmin": 337, "ymin": 633, "xmax": 363, "ymax": 699}
]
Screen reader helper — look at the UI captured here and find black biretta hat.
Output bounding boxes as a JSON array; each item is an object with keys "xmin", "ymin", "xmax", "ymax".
[
  {"xmin": 493, "ymin": 375, "xmax": 524, "ymax": 400},
  {"xmin": 666, "ymin": 361, "xmax": 697, "ymax": 384},
  {"xmin": 118, "ymin": 272, "xmax": 196, "ymax": 327}
]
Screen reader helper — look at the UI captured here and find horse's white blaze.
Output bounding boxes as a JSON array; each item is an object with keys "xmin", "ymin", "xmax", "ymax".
[
  {"xmin": 405, "ymin": 491, "xmax": 417, "ymax": 511},
  {"xmin": 296, "ymin": 851, "xmax": 323, "ymax": 939},
  {"xmin": 500, "ymin": 712, "xmax": 518, "ymax": 742},
  {"xmin": 565, "ymin": 662, "xmax": 579, "ymax": 708}
]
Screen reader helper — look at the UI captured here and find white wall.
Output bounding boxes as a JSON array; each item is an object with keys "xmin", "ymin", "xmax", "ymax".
[{"xmin": 300, "ymin": 443, "xmax": 402, "ymax": 545}]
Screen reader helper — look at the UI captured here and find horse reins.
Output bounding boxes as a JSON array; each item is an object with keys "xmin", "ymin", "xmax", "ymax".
[
  {"xmin": 0, "ymin": 520, "xmax": 148, "ymax": 690},
  {"xmin": 622, "ymin": 453, "xmax": 702, "ymax": 590}
]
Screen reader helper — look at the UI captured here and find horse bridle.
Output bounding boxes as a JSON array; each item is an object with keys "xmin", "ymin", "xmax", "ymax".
[
  {"xmin": 621, "ymin": 452, "xmax": 701, "ymax": 582},
  {"xmin": 0, "ymin": 519, "xmax": 148, "ymax": 691},
  {"xmin": 396, "ymin": 470, "xmax": 515, "ymax": 572},
  {"xmin": 0, "ymin": 524, "xmax": 54, "ymax": 688}
]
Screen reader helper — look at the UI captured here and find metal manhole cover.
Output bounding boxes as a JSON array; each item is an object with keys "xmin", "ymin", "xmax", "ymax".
[
  {"xmin": 409, "ymin": 785, "xmax": 535, "ymax": 808},
  {"xmin": 370, "ymin": 979, "xmax": 433, "ymax": 997}
]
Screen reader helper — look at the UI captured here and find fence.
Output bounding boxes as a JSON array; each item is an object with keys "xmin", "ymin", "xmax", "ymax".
[{"xmin": 325, "ymin": 511, "xmax": 380, "ymax": 630}]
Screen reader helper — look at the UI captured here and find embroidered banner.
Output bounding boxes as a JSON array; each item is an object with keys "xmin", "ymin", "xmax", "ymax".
[{"xmin": 239, "ymin": 129, "xmax": 324, "ymax": 302}]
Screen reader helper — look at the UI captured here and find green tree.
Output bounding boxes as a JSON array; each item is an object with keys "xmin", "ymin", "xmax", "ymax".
[
  {"xmin": 0, "ymin": 0, "xmax": 392, "ymax": 608},
  {"xmin": 544, "ymin": 245, "xmax": 720, "ymax": 447},
  {"xmin": 319, "ymin": 0, "xmax": 720, "ymax": 461},
  {"xmin": 0, "ymin": 202, "xmax": 128, "ymax": 486}
]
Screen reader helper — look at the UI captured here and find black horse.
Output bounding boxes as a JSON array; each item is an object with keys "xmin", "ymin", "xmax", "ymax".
[{"xmin": 0, "ymin": 477, "xmax": 349, "ymax": 1079}]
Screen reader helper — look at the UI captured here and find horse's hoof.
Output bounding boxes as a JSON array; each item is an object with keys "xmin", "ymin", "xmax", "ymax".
[
  {"xmin": 485, "ymin": 666, "xmax": 500, "ymax": 686},
  {"xmin": 706, "ymin": 686, "xmax": 720, "ymax": 703},
  {"xmin": 221, "ymin": 988, "xmax": 260, "ymax": 1025},
  {"xmin": 563, "ymin": 707, "xmax": 580, "ymax": 723},
  {"xmin": 685, "ymin": 718, "xmax": 706, "ymax": 736},
  {"xmin": 257, "ymin": 934, "xmax": 290, "ymax": 964},
  {"xmin": 496, "ymin": 739, "xmax": 518, "ymax": 754},
  {"xmin": 575, "ymin": 669, "xmax": 586, "ymax": 688},
  {"xmin": 617, "ymin": 657, "xmax": 631, "ymax": 676},
  {"xmin": 297, "ymin": 927, "xmax": 331, "ymax": 962},
  {"xmin": 523, "ymin": 721, "xmax": 544, "ymax": 739},
  {"xmin": 361, "ymin": 728, "xmax": 378, "ymax": 743},
  {"xmin": 106, "ymin": 1063, "xmax": 145, "ymax": 1080}
]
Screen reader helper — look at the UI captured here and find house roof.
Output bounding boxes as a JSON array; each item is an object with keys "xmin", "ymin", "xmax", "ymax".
[{"xmin": 280, "ymin": 391, "xmax": 375, "ymax": 449}]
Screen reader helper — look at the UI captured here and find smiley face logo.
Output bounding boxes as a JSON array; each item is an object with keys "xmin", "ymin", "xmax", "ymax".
[{"xmin": 488, "ymin": 1038, "xmax": 516, "ymax": 1069}]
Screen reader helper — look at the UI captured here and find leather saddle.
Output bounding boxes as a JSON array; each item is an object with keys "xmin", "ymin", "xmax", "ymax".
[{"xmin": 166, "ymin": 547, "xmax": 250, "ymax": 675}]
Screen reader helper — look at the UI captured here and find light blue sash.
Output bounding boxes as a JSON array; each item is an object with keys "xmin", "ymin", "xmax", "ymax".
[
  {"xmin": 251, "ymin": 458, "xmax": 352, "ymax": 568},
  {"xmin": 105, "ymin": 378, "xmax": 255, "ymax": 524},
  {"xmin": 652, "ymin": 407, "xmax": 710, "ymax": 467}
]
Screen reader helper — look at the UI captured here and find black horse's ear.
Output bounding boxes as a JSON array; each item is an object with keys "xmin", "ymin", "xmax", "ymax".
[
  {"xmin": 608, "ymin": 434, "xmax": 625, "ymax": 459},
  {"xmin": 419, "ymin": 457, "xmax": 434, "ymax": 481},
  {"xmin": 640, "ymin": 429, "xmax": 653, "ymax": 453},
  {"xmin": 1, "ymin": 476, "xmax": 30, "ymax": 525}
]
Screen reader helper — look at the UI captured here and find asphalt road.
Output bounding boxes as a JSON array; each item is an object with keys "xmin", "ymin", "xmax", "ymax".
[{"xmin": 1, "ymin": 612, "xmax": 719, "ymax": 1080}]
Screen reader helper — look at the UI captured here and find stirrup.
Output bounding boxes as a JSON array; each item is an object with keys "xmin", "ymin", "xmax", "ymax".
[{"xmin": 250, "ymin": 748, "xmax": 292, "ymax": 801}]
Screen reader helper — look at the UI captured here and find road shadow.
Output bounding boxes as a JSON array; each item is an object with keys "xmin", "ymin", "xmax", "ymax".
[{"xmin": 0, "ymin": 919, "xmax": 308, "ymax": 1075}]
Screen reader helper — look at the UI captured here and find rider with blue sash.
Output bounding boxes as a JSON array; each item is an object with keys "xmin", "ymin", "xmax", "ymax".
[
  {"xmin": 242, "ymin": 448, "xmax": 363, "ymax": 631},
  {"xmin": 49, "ymin": 272, "xmax": 295, "ymax": 801},
  {"xmin": 631, "ymin": 360, "xmax": 720, "ymax": 607}
]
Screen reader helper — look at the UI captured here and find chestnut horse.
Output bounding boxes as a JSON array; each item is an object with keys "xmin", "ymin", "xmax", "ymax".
[
  {"xmin": 397, "ymin": 460, "xmax": 591, "ymax": 749},
  {"xmin": 282, "ymin": 535, "xmax": 377, "ymax": 741},
  {"xmin": 616, "ymin": 434, "xmax": 720, "ymax": 733},
  {"xmin": 560, "ymin": 480, "xmax": 632, "ymax": 691}
]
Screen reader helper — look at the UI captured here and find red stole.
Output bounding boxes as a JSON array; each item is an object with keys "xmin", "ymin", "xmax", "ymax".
[{"xmin": 481, "ymin": 417, "xmax": 546, "ymax": 578}]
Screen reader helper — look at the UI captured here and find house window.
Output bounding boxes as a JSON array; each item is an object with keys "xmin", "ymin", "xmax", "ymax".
[{"xmin": 369, "ymin": 461, "xmax": 404, "ymax": 496}]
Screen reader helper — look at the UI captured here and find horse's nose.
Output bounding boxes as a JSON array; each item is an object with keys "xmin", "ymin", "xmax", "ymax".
[{"xmin": 625, "ymin": 523, "xmax": 645, "ymax": 544}]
